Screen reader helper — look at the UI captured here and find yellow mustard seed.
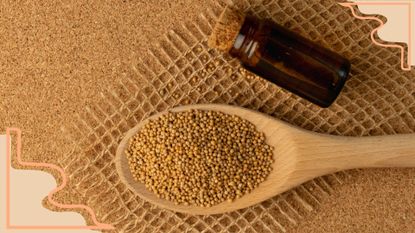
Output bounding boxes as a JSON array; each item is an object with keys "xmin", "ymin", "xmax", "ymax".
[{"xmin": 126, "ymin": 110, "xmax": 273, "ymax": 207}]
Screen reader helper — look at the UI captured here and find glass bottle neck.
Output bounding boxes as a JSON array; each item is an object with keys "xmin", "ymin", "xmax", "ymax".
[{"xmin": 229, "ymin": 16, "xmax": 261, "ymax": 65}]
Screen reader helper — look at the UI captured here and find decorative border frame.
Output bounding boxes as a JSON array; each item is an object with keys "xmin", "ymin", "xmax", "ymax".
[
  {"xmin": 5, "ymin": 128, "xmax": 114, "ymax": 230},
  {"xmin": 339, "ymin": 1, "xmax": 413, "ymax": 71}
]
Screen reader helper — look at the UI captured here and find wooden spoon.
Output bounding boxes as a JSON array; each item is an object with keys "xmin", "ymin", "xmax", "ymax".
[{"xmin": 115, "ymin": 104, "xmax": 415, "ymax": 215}]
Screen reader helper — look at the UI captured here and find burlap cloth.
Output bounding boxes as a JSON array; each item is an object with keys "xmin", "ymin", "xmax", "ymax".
[{"xmin": 50, "ymin": 0, "xmax": 414, "ymax": 232}]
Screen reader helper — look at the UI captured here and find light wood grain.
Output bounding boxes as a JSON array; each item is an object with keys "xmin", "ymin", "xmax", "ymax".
[{"xmin": 115, "ymin": 104, "xmax": 415, "ymax": 215}]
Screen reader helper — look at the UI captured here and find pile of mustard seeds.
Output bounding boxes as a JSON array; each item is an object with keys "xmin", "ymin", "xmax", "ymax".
[{"xmin": 126, "ymin": 109, "xmax": 274, "ymax": 207}]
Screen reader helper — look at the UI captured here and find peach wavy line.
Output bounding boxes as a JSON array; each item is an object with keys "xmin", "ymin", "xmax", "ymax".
[
  {"xmin": 339, "ymin": 2, "xmax": 412, "ymax": 71},
  {"xmin": 5, "ymin": 128, "xmax": 114, "ymax": 230}
]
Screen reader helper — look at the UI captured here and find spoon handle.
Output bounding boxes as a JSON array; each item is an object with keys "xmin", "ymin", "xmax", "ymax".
[{"xmin": 295, "ymin": 133, "xmax": 415, "ymax": 176}]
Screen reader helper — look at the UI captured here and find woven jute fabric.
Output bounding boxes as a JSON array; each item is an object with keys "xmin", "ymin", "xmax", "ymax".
[{"xmin": 54, "ymin": 0, "xmax": 414, "ymax": 232}]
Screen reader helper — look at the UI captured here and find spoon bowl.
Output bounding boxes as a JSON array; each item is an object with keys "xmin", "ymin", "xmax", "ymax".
[{"xmin": 115, "ymin": 104, "xmax": 415, "ymax": 215}]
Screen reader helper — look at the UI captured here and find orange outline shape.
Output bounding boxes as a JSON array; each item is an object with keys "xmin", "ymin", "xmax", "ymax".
[
  {"xmin": 5, "ymin": 128, "xmax": 114, "ymax": 230},
  {"xmin": 339, "ymin": 1, "xmax": 413, "ymax": 71}
]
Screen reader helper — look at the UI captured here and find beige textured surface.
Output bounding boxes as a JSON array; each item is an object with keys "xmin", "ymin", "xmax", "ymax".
[
  {"xmin": 290, "ymin": 168, "xmax": 415, "ymax": 233},
  {"xmin": 1, "ymin": 0, "xmax": 414, "ymax": 232}
]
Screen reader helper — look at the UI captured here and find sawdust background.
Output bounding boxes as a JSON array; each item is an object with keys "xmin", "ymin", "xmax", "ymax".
[{"xmin": 0, "ymin": 0, "xmax": 414, "ymax": 232}]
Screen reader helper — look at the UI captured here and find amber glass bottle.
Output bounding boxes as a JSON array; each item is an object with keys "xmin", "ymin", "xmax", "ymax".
[{"xmin": 209, "ymin": 8, "xmax": 351, "ymax": 107}]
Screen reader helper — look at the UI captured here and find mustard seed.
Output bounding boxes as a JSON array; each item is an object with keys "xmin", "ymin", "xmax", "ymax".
[{"xmin": 126, "ymin": 110, "xmax": 273, "ymax": 207}]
